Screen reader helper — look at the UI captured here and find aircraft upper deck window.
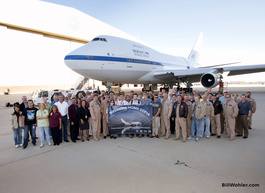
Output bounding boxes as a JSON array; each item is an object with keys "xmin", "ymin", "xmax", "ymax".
[{"xmin": 92, "ymin": 38, "xmax": 107, "ymax": 42}]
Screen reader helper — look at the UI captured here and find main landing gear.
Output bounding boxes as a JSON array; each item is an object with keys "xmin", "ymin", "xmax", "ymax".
[
  {"xmin": 177, "ymin": 82, "xmax": 193, "ymax": 93},
  {"xmin": 158, "ymin": 83, "xmax": 193, "ymax": 93},
  {"xmin": 142, "ymin": 84, "xmax": 157, "ymax": 92},
  {"xmin": 177, "ymin": 87, "xmax": 193, "ymax": 93},
  {"xmin": 141, "ymin": 83, "xmax": 194, "ymax": 93}
]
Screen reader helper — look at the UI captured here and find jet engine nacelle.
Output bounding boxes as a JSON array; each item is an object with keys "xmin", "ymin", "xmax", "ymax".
[{"xmin": 200, "ymin": 72, "xmax": 221, "ymax": 88}]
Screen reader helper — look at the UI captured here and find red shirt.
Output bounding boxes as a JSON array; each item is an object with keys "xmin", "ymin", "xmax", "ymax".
[{"xmin": 49, "ymin": 111, "xmax": 62, "ymax": 127}]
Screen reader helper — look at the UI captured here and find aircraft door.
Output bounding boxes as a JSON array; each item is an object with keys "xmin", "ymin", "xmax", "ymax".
[{"xmin": 127, "ymin": 58, "xmax": 133, "ymax": 69}]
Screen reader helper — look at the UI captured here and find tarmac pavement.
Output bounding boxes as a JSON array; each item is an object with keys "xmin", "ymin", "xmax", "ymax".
[{"xmin": 0, "ymin": 88, "xmax": 265, "ymax": 193}]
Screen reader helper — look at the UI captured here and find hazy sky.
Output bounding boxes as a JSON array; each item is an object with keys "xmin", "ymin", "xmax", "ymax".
[
  {"xmin": 42, "ymin": 0, "xmax": 265, "ymax": 82},
  {"xmin": 1, "ymin": 0, "xmax": 265, "ymax": 87}
]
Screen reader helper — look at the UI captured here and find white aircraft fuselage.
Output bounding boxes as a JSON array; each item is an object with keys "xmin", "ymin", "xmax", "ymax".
[
  {"xmin": 65, "ymin": 35, "xmax": 198, "ymax": 85},
  {"xmin": 65, "ymin": 35, "xmax": 265, "ymax": 88}
]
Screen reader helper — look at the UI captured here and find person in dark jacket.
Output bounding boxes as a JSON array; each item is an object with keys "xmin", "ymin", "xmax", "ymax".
[
  {"xmin": 19, "ymin": 96, "xmax": 28, "ymax": 112},
  {"xmin": 170, "ymin": 94, "xmax": 177, "ymax": 135},
  {"xmin": 172, "ymin": 95, "xmax": 188, "ymax": 142},
  {"xmin": 68, "ymin": 98, "xmax": 80, "ymax": 143},
  {"xmin": 77, "ymin": 100, "xmax": 91, "ymax": 142},
  {"xmin": 210, "ymin": 93, "xmax": 223, "ymax": 138}
]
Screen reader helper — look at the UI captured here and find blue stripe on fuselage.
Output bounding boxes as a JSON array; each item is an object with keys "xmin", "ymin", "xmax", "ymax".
[{"xmin": 64, "ymin": 55, "xmax": 164, "ymax": 66}]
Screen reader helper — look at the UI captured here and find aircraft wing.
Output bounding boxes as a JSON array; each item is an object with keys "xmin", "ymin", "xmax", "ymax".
[
  {"xmin": 221, "ymin": 64, "xmax": 265, "ymax": 76},
  {"xmin": 153, "ymin": 68, "xmax": 214, "ymax": 79},
  {"xmin": 153, "ymin": 68, "xmax": 220, "ymax": 84},
  {"xmin": 153, "ymin": 64, "xmax": 265, "ymax": 79}
]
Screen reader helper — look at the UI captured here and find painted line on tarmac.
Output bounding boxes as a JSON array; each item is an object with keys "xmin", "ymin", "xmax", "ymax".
[
  {"xmin": 0, "ymin": 143, "xmax": 74, "ymax": 167},
  {"xmin": 162, "ymin": 139, "xmax": 265, "ymax": 162}
]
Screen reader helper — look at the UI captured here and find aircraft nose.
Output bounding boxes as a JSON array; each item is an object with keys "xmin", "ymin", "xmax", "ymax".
[
  {"xmin": 64, "ymin": 54, "xmax": 75, "ymax": 69},
  {"xmin": 64, "ymin": 43, "xmax": 91, "ymax": 70}
]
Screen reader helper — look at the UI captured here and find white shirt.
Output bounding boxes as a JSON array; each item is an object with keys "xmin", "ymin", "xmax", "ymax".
[
  {"xmin": 131, "ymin": 99, "xmax": 141, "ymax": 105},
  {"xmin": 55, "ymin": 101, "xmax": 68, "ymax": 116},
  {"xmin": 117, "ymin": 100, "xmax": 130, "ymax": 106}
]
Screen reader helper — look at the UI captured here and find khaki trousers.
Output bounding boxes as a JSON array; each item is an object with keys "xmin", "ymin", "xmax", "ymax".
[
  {"xmin": 102, "ymin": 118, "xmax": 109, "ymax": 137},
  {"xmin": 89, "ymin": 117, "xmax": 93, "ymax": 135},
  {"xmin": 238, "ymin": 114, "xmax": 249, "ymax": 137},
  {"xmin": 186, "ymin": 116, "xmax": 191, "ymax": 137},
  {"xmin": 235, "ymin": 117, "xmax": 239, "ymax": 133},
  {"xmin": 211, "ymin": 114, "xmax": 221, "ymax": 136},
  {"xmin": 161, "ymin": 115, "xmax": 171, "ymax": 137},
  {"xmin": 152, "ymin": 116, "xmax": 160, "ymax": 135},
  {"xmin": 175, "ymin": 117, "xmax": 187, "ymax": 140},
  {"xmin": 225, "ymin": 115, "xmax": 236, "ymax": 140},
  {"xmin": 248, "ymin": 113, "xmax": 253, "ymax": 128},
  {"xmin": 92, "ymin": 117, "xmax": 101, "ymax": 139}
]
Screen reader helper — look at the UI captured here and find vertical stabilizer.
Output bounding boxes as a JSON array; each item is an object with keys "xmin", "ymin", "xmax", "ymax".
[{"xmin": 188, "ymin": 32, "xmax": 203, "ymax": 64}]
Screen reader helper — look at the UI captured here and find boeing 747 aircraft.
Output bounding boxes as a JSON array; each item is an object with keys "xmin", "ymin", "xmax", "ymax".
[
  {"xmin": 121, "ymin": 118, "xmax": 141, "ymax": 127},
  {"xmin": 64, "ymin": 34, "xmax": 265, "ymax": 91}
]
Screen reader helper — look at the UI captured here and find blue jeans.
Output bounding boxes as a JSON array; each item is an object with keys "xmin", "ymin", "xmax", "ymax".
[
  {"xmin": 14, "ymin": 127, "xmax": 22, "ymax": 145},
  {"xmin": 202, "ymin": 116, "xmax": 211, "ymax": 137},
  {"xmin": 44, "ymin": 127, "xmax": 51, "ymax": 138},
  {"xmin": 191, "ymin": 118, "xmax": 203, "ymax": 139},
  {"xmin": 39, "ymin": 126, "xmax": 51, "ymax": 145},
  {"xmin": 23, "ymin": 125, "xmax": 36, "ymax": 147},
  {"xmin": 60, "ymin": 116, "xmax": 68, "ymax": 141}
]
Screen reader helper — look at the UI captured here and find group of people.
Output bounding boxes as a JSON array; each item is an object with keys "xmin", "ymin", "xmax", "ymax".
[{"xmin": 11, "ymin": 88, "xmax": 256, "ymax": 148}]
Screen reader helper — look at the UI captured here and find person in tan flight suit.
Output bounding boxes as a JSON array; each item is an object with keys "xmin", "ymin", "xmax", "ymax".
[
  {"xmin": 90, "ymin": 94, "xmax": 102, "ymax": 141},
  {"xmin": 101, "ymin": 93, "xmax": 110, "ymax": 139},
  {"xmin": 184, "ymin": 95, "xmax": 192, "ymax": 137},
  {"xmin": 232, "ymin": 93, "xmax": 241, "ymax": 133},
  {"xmin": 172, "ymin": 95, "xmax": 188, "ymax": 142},
  {"xmin": 210, "ymin": 93, "xmax": 223, "ymax": 139},
  {"xmin": 246, "ymin": 91, "xmax": 256, "ymax": 129},
  {"xmin": 223, "ymin": 94, "xmax": 238, "ymax": 141},
  {"xmin": 160, "ymin": 92, "xmax": 173, "ymax": 139}
]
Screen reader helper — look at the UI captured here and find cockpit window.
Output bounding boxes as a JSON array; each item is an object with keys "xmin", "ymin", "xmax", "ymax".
[
  {"xmin": 92, "ymin": 38, "xmax": 100, "ymax": 41},
  {"xmin": 92, "ymin": 38, "xmax": 107, "ymax": 42}
]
